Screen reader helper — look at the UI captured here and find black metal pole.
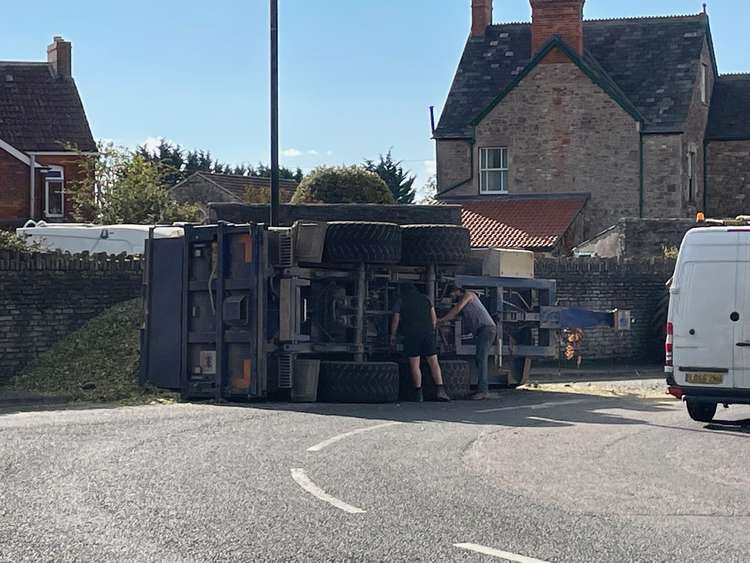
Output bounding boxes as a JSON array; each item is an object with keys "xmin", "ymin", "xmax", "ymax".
[{"xmin": 270, "ymin": 0, "xmax": 280, "ymax": 226}]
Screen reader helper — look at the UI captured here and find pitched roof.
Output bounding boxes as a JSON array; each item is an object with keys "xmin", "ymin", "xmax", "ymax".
[
  {"xmin": 456, "ymin": 195, "xmax": 588, "ymax": 251},
  {"xmin": 707, "ymin": 74, "xmax": 750, "ymax": 141},
  {"xmin": 0, "ymin": 62, "xmax": 96, "ymax": 152},
  {"xmin": 436, "ymin": 14, "xmax": 710, "ymax": 138},
  {"xmin": 175, "ymin": 172, "xmax": 298, "ymax": 202}
]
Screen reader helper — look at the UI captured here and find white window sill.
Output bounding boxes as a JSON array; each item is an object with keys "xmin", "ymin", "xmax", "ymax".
[{"xmin": 479, "ymin": 191, "xmax": 509, "ymax": 195}]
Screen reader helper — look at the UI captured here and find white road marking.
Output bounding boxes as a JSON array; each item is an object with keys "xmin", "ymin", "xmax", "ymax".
[
  {"xmin": 307, "ymin": 421, "xmax": 402, "ymax": 452},
  {"xmin": 454, "ymin": 543, "xmax": 551, "ymax": 563},
  {"xmin": 290, "ymin": 468, "xmax": 365, "ymax": 514},
  {"xmin": 476, "ymin": 398, "xmax": 587, "ymax": 414}
]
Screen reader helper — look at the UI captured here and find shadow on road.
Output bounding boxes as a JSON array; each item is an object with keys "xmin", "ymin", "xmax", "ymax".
[{"xmin": 230, "ymin": 389, "xmax": 679, "ymax": 430}]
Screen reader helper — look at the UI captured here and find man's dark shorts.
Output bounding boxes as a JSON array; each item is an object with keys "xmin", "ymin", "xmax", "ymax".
[{"xmin": 403, "ymin": 331, "xmax": 437, "ymax": 358}]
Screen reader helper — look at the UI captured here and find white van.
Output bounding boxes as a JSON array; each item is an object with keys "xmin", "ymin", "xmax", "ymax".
[
  {"xmin": 16, "ymin": 221, "xmax": 184, "ymax": 256},
  {"xmin": 666, "ymin": 226, "xmax": 750, "ymax": 421}
]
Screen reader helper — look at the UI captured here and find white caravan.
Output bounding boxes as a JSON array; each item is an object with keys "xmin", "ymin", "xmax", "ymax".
[
  {"xmin": 16, "ymin": 221, "xmax": 184, "ymax": 256},
  {"xmin": 666, "ymin": 226, "xmax": 750, "ymax": 421}
]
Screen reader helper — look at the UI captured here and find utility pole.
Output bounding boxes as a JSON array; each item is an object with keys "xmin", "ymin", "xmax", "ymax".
[{"xmin": 270, "ymin": 0, "xmax": 280, "ymax": 226}]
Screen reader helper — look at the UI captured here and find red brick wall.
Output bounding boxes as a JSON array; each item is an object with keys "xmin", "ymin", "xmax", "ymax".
[
  {"xmin": 531, "ymin": 0, "xmax": 585, "ymax": 56},
  {"xmin": 0, "ymin": 148, "xmax": 30, "ymax": 228}
]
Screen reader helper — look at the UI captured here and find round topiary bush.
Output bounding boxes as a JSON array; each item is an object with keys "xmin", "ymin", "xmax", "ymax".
[{"xmin": 291, "ymin": 165, "xmax": 395, "ymax": 204}]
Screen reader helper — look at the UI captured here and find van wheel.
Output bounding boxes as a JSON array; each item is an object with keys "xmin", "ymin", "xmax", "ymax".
[{"xmin": 686, "ymin": 400, "xmax": 717, "ymax": 423}]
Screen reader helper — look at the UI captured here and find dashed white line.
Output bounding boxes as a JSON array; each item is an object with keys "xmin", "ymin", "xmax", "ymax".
[
  {"xmin": 475, "ymin": 399, "xmax": 587, "ymax": 414},
  {"xmin": 307, "ymin": 421, "xmax": 402, "ymax": 452},
  {"xmin": 454, "ymin": 543, "xmax": 551, "ymax": 563},
  {"xmin": 290, "ymin": 468, "xmax": 365, "ymax": 514}
]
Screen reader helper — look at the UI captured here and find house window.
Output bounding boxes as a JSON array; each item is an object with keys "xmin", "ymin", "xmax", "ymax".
[
  {"xmin": 701, "ymin": 64, "xmax": 708, "ymax": 104},
  {"xmin": 687, "ymin": 149, "xmax": 697, "ymax": 203},
  {"xmin": 45, "ymin": 168, "xmax": 65, "ymax": 218},
  {"xmin": 480, "ymin": 147, "xmax": 508, "ymax": 194}
]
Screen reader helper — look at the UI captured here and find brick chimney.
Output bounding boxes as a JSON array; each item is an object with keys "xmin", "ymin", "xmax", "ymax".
[
  {"xmin": 472, "ymin": 0, "xmax": 493, "ymax": 37},
  {"xmin": 47, "ymin": 36, "xmax": 72, "ymax": 79},
  {"xmin": 531, "ymin": 0, "xmax": 585, "ymax": 55}
]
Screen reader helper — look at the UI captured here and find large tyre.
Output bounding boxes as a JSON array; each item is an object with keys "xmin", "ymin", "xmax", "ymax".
[
  {"xmin": 686, "ymin": 400, "xmax": 717, "ymax": 423},
  {"xmin": 318, "ymin": 362, "xmax": 399, "ymax": 403},
  {"xmin": 401, "ymin": 225, "xmax": 471, "ymax": 266},
  {"xmin": 422, "ymin": 360, "xmax": 472, "ymax": 400},
  {"xmin": 323, "ymin": 222, "xmax": 401, "ymax": 264}
]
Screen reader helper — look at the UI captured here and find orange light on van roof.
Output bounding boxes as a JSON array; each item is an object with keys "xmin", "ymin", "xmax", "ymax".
[{"xmin": 696, "ymin": 212, "xmax": 705, "ymax": 222}]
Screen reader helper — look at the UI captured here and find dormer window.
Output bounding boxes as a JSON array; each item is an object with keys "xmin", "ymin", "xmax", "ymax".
[{"xmin": 44, "ymin": 168, "xmax": 65, "ymax": 218}]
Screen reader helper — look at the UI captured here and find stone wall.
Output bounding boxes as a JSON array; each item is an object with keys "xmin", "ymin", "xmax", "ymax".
[
  {"xmin": 0, "ymin": 252, "xmax": 143, "ymax": 383},
  {"xmin": 642, "ymin": 134, "xmax": 683, "ymax": 219},
  {"xmin": 436, "ymin": 139, "xmax": 472, "ymax": 195},
  {"xmin": 536, "ymin": 257, "xmax": 676, "ymax": 363},
  {"xmin": 439, "ymin": 61, "xmax": 642, "ymax": 239},
  {"xmin": 574, "ymin": 218, "xmax": 694, "ymax": 258},
  {"xmin": 209, "ymin": 203, "xmax": 463, "ymax": 226},
  {"xmin": 706, "ymin": 140, "xmax": 750, "ymax": 217}
]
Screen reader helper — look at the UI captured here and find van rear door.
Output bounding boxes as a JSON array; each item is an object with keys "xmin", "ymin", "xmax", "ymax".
[
  {"xmin": 673, "ymin": 231, "xmax": 738, "ymax": 389},
  {"xmin": 732, "ymin": 232, "xmax": 750, "ymax": 391}
]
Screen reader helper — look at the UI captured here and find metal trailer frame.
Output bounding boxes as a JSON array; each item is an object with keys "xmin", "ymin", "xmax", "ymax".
[{"xmin": 141, "ymin": 222, "xmax": 628, "ymax": 401}]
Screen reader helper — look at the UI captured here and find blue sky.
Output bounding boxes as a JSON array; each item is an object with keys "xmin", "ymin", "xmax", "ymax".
[{"xmin": 1, "ymin": 1, "xmax": 748, "ymax": 193}]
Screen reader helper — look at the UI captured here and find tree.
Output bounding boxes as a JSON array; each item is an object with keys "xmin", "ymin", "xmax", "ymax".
[
  {"xmin": 291, "ymin": 165, "xmax": 395, "ymax": 204},
  {"xmin": 418, "ymin": 175, "xmax": 438, "ymax": 205},
  {"xmin": 70, "ymin": 142, "xmax": 201, "ymax": 225},
  {"xmin": 136, "ymin": 139, "xmax": 305, "ymax": 187},
  {"xmin": 364, "ymin": 149, "xmax": 416, "ymax": 204}
]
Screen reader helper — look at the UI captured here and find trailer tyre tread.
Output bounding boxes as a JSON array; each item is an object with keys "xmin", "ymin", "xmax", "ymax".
[
  {"xmin": 323, "ymin": 222, "xmax": 402, "ymax": 264},
  {"xmin": 318, "ymin": 362, "xmax": 399, "ymax": 403},
  {"xmin": 401, "ymin": 225, "xmax": 471, "ymax": 265},
  {"xmin": 421, "ymin": 359, "xmax": 472, "ymax": 400}
]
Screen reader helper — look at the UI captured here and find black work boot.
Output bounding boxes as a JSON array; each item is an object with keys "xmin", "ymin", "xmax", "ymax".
[
  {"xmin": 413, "ymin": 387, "xmax": 424, "ymax": 403},
  {"xmin": 435, "ymin": 385, "xmax": 451, "ymax": 402}
]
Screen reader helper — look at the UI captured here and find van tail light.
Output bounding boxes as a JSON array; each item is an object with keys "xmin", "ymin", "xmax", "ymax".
[{"xmin": 665, "ymin": 321, "xmax": 674, "ymax": 370}]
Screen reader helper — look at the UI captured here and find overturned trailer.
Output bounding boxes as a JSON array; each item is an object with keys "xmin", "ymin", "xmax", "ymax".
[{"xmin": 140, "ymin": 220, "xmax": 629, "ymax": 402}]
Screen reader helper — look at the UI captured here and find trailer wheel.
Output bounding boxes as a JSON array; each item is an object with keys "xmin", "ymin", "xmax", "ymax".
[
  {"xmin": 318, "ymin": 362, "xmax": 399, "ymax": 403},
  {"xmin": 422, "ymin": 360, "xmax": 472, "ymax": 400},
  {"xmin": 323, "ymin": 222, "xmax": 402, "ymax": 264},
  {"xmin": 686, "ymin": 400, "xmax": 717, "ymax": 423},
  {"xmin": 400, "ymin": 225, "xmax": 471, "ymax": 266}
]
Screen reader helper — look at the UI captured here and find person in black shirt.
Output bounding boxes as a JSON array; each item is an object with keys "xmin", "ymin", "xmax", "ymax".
[{"xmin": 390, "ymin": 284, "xmax": 450, "ymax": 402}]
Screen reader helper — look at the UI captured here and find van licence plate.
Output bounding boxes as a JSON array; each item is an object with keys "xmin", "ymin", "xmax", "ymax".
[{"xmin": 686, "ymin": 372, "xmax": 723, "ymax": 385}]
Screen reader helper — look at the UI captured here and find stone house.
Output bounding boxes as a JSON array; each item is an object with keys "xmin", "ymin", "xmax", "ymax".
[
  {"xmin": 0, "ymin": 37, "xmax": 96, "ymax": 229},
  {"xmin": 171, "ymin": 172, "xmax": 298, "ymax": 219},
  {"xmin": 435, "ymin": 0, "xmax": 750, "ymax": 246}
]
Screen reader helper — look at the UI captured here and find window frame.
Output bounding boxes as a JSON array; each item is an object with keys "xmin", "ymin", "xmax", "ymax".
[
  {"xmin": 479, "ymin": 147, "xmax": 509, "ymax": 195},
  {"xmin": 700, "ymin": 63, "xmax": 709, "ymax": 104},
  {"xmin": 44, "ymin": 167, "xmax": 65, "ymax": 218}
]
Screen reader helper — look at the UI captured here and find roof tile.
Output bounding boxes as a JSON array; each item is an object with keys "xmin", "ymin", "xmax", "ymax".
[
  {"xmin": 457, "ymin": 197, "xmax": 587, "ymax": 250},
  {"xmin": 0, "ymin": 62, "xmax": 95, "ymax": 152},
  {"xmin": 437, "ymin": 14, "xmax": 709, "ymax": 138}
]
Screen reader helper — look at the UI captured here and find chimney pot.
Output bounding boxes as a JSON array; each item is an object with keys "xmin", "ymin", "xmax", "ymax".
[
  {"xmin": 531, "ymin": 0, "xmax": 586, "ymax": 55},
  {"xmin": 47, "ymin": 36, "xmax": 72, "ymax": 79},
  {"xmin": 471, "ymin": 0, "xmax": 493, "ymax": 37}
]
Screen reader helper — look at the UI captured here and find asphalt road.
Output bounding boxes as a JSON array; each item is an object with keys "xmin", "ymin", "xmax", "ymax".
[{"xmin": 1, "ymin": 390, "xmax": 749, "ymax": 563}]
